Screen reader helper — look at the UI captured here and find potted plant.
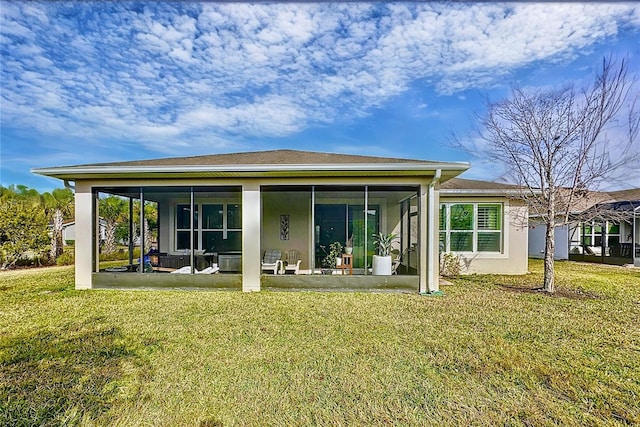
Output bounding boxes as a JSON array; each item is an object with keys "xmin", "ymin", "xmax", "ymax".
[
  {"xmin": 320, "ymin": 241, "xmax": 343, "ymax": 273},
  {"xmin": 372, "ymin": 232, "xmax": 398, "ymax": 275},
  {"xmin": 345, "ymin": 235, "xmax": 353, "ymax": 254}
]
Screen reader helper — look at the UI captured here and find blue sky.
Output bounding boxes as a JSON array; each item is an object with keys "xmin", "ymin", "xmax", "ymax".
[{"xmin": 1, "ymin": 2, "xmax": 639, "ymax": 192}]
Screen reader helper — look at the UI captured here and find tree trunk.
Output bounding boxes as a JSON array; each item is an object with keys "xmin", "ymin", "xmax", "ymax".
[
  {"xmin": 104, "ymin": 221, "xmax": 117, "ymax": 254},
  {"xmin": 144, "ymin": 218, "xmax": 151, "ymax": 253},
  {"xmin": 543, "ymin": 220, "xmax": 555, "ymax": 293},
  {"xmin": 542, "ymin": 185, "xmax": 557, "ymax": 293},
  {"xmin": 50, "ymin": 209, "xmax": 64, "ymax": 260}
]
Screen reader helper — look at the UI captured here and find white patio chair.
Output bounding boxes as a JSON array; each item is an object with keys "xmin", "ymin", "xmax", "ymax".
[
  {"xmin": 261, "ymin": 249, "xmax": 283, "ymax": 274},
  {"xmin": 284, "ymin": 250, "xmax": 302, "ymax": 275}
]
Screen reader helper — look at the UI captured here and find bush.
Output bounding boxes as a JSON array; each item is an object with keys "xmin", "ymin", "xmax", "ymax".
[
  {"xmin": 99, "ymin": 247, "xmax": 141, "ymax": 262},
  {"xmin": 65, "ymin": 240, "xmax": 75, "ymax": 246},
  {"xmin": 0, "ymin": 200, "xmax": 49, "ymax": 269},
  {"xmin": 56, "ymin": 252, "xmax": 74, "ymax": 266},
  {"xmin": 440, "ymin": 252, "xmax": 462, "ymax": 277}
]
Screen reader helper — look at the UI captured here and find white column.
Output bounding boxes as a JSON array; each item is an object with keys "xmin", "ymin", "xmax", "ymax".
[
  {"xmin": 419, "ymin": 182, "xmax": 439, "ymax": 294},
  {"xmin": 427, "ymin": 182, "xmax": 440, "ymax": 292},
  {"xmin": 242, "ymin": 183, "xmax": 261, "ymax": 292},
  {"xmin": 74, "ymin": 182, "xmax": 93, "ymax": 289},
  {"xmin": 418, "ymin": 184, "xmax": 428, "ymax": 293}
]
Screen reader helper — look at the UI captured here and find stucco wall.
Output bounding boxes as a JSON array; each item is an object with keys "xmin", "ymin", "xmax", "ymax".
[
  {"xmin": 439, "ymin": 196, "xmax": 529, "ymax": 275},
  {"xmin": 261, "ymin": 191, "xmax": 312, "ymax": 271},
  {"xmin": 528, "ymin": 222, "xmax": 569, "ymax": 260}
]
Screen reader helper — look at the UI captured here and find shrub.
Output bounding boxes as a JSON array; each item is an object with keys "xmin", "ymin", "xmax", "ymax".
[
  {"xmin": 0, "ymin": 200, "xmax": 49, "ymax": 269},
  {"xmin": 56, "ymin": 252, "xmax": 74, "ymax": 266},
  {"xmin": 98, "ymin": 247, "xmax": 141, "ymax": 262},
  {"xmin": 440, "ymin": 252, "xmax": 462, "ymax": 277},
  {"xmin": 65, "ymin": 240, "xmax": 75, "ymax": 246}
]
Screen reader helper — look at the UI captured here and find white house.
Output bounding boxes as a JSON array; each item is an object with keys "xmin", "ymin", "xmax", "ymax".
[{"xmin": 33, "ymin": 150, "xmax": 530, "ymax": 292}]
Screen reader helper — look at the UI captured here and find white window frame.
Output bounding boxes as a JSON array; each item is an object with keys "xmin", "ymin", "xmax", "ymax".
[
  {"xmin": 440, "ymin": 202, "xmax": 504, "ymax": 254},
  {"xmin": 172, "ymin": 201, "xmax": 241, "ymax": 253}
]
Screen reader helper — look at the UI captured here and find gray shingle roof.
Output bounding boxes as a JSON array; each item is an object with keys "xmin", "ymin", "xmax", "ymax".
[
  {"xmin": 72, "ymin": 149, "xmax": 435, "ymax": 167},
  {"xmin": 440, "ymin": 178, "xmax": 523, "ymax": 191}
]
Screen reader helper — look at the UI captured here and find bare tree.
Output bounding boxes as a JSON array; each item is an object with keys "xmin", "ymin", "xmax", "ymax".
[{"xmin": 463, "ymin": 56, "xmax": 639, "ymax": 292}]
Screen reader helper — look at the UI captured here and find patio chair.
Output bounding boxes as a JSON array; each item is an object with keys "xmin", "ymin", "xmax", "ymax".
[
  {"xmin": 284, "ymin": 250, "xmax": 302, "ymax": 274},
  {"xmin": 391, "ymin": 249, "xmax": 402, "ymax": 275},
  {"xmin": 261, "ymin": 249, "xmax": 283, "ymax": 274}
]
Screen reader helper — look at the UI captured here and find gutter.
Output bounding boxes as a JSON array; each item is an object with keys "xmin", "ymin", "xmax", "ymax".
[{"xmin": 32, "ymin": 161, "xmax": 470, "ymax": 178}]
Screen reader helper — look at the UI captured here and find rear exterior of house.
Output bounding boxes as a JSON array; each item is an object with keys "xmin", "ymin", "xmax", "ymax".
[
  {"xmin": 33, "ymin": 150, "xmax": 529, "ymax": 292},
  {"xmin": 439, "ymin": 178, "xmax": 529, "ymax": 275},
  {"xmin": 528, "ymin": 189, "xmax": 640, "ymax": 267}
]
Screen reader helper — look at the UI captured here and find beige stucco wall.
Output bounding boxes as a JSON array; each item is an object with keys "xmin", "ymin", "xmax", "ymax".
[
  {"xmin": 439, "ymin": 196, "xmax": 529, "ymax": 275},
  {"xmin": 261, "ymin": 191, "xmax": 312, "ymax": 271}
]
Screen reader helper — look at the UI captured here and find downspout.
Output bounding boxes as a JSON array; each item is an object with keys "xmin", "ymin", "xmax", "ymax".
[
  {"xmin": 422, "ymin": 169, "xmax": 442, "ymax": 295},
  {"xmin": 64, "ymin": 180, "xmax": 75, "ymax": 191},
  {"xmin": 631, "ymin": 206, "xmax": 640, "ymax": 267}
]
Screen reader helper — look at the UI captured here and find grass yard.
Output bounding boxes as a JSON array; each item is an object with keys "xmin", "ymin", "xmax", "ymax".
[{"xmin": 1, "ymin": 260, "xmax": 639, "ymax": 426}]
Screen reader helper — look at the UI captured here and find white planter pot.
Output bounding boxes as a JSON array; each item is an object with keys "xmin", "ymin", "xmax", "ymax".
[
  {"xmin": 345, "ymin": 247, "xmax": 353, "ymax": 254},
  {"xmin": 372, "ymin": 255, "xmax": 392, "ymax": 275},
  {"xmin": 336, "ymin": 257, "xmax": 342, "ymax": 266}
]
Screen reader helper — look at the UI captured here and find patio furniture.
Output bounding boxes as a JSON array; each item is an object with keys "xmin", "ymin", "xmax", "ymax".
[
  {"xmin": 391, "ymin": 249, "xmax": 402, "ymax": 275},
  {"xmin": 158, "ymin": 254, "xmax": 209, "ymax": 271},
  {"xmin": 218, "ymin": 252, "xmax": 242, "ymax": 272},
  {"xmin": 284, "ymin": 250, "xmax": 302, "ymax": 274},
  {"xmin": 336, "ymin": 253, "xmax": 353, "ymax": 275},
  {"xmin": 262, "ymin": 250, "xmax": 283, "ymax": 274}
]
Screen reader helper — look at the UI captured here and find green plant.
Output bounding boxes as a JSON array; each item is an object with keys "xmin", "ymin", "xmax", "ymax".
[
  {"xmin": 321, "ymin": 241, "xmax": 343, "ymax": 268},
  {"xmin": 0, "ymin": 199, "xmax": 49, "ymax": 269},
  {"xmin": 56, "ymin": 251, "xmax": 75, "ymax": 266},
  {"xmin": 372, "ymin": 232, "xmax": 398, "ymax": 256},
  {"xmin": 345, "ymin": 235, "xmax": 353, "ymax": 247},
  {"xmin": 98, "ymin": 247, "xmax": 141, "ymax": 262}
]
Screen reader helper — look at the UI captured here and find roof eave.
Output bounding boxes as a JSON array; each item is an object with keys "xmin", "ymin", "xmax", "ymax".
[
  {"xmin": 32, "ymin": 162, "xmax": 470, "ymax": 180},
  {"xmin": 440, "ymin": 189, "xmax": 524, "ymax": 196}
]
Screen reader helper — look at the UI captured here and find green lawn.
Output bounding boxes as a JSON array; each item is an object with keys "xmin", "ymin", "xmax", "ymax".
[{"xmin": 1, "ymin": 260, "xmax": 639, "ymax": 426}]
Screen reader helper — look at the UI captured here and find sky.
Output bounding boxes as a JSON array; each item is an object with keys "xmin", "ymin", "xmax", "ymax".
[{"xmin": 1, "ymin": 1, "xmax": 639, "ymax": 192}]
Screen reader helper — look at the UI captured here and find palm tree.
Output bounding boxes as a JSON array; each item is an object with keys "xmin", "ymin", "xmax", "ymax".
[
  {"xmin": 42, "ymin": 188, "xmax": 74, "ymax": 260},
  {"xmin": 99, "ymin": 196, "xmax": 127, "ymax": 254}
]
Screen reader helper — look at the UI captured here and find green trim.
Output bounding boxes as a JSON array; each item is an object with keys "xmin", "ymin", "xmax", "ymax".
[{"xmin": 419, "ymin": 290, "xmax": 445, "ymax": 296}]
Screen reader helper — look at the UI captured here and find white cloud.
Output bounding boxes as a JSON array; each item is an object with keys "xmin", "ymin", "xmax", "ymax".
[{"xmin": 1, "ymin": 2, "xmax": 638, "ymax": 155}]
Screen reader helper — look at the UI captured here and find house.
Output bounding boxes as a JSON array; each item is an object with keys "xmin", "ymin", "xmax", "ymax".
[
  {"xmin": 51, "ymin": 218, "xmax": 107, "ymax": 245},
  {"xmin": 528, "ymin": 188, "xmax": 640, "ymax": 266},
  {"xmin": 439, "ymin": 178, "xmax": 529, "ymax": 275},
  {"xmin": 32, "ymin": 150, "xmax": 529, "ymax": 292}
]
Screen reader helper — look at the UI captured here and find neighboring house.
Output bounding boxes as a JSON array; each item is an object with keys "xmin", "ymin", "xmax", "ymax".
[
  {"xmin": 52, "ymin": 218, "xmax": 107, "ymax": 245},
  {"xmin": 33, "ymin": 150, "xmax": 529, "ymax": 292},
  {"xmin": 528, "ymin": 188, "xmax": 640, "ymax": 266}
]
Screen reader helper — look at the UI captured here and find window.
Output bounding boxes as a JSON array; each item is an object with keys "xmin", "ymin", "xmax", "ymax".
[
  {"xmin": 176, "ymin": 204, "xmax": 198, "ymax": 251},
  {"xmin": 440, "ymin": 203, "xmax": 503, "ymax": 253},
  {"xmin": 570, "ymin": 221, "xmax": 621, "ymax": 252},
  {"xmin": 175, "ymin": 203, "xmax": 241, "ymax": 252}
]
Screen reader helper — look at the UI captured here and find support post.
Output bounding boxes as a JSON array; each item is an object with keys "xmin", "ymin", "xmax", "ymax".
[
  {"xmin": 75, "ymin": 182, "xmax": 93, "ymax": 289},
  {"xmin": 242, "ymin": 183, "xmax": 261, "ymax": 291},
  {"xmin": 420, "ymin": 170, "xmax": 441, "ymax": 295},
  {"xmin": 140, "ymin": 188, "xmax": 146, "ymax": 274}
]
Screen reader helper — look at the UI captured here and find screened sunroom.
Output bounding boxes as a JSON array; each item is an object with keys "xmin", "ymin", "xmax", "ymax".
[{"xmin": 32, "ymin": 149, "xmax": 472, "ymax": 292}]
